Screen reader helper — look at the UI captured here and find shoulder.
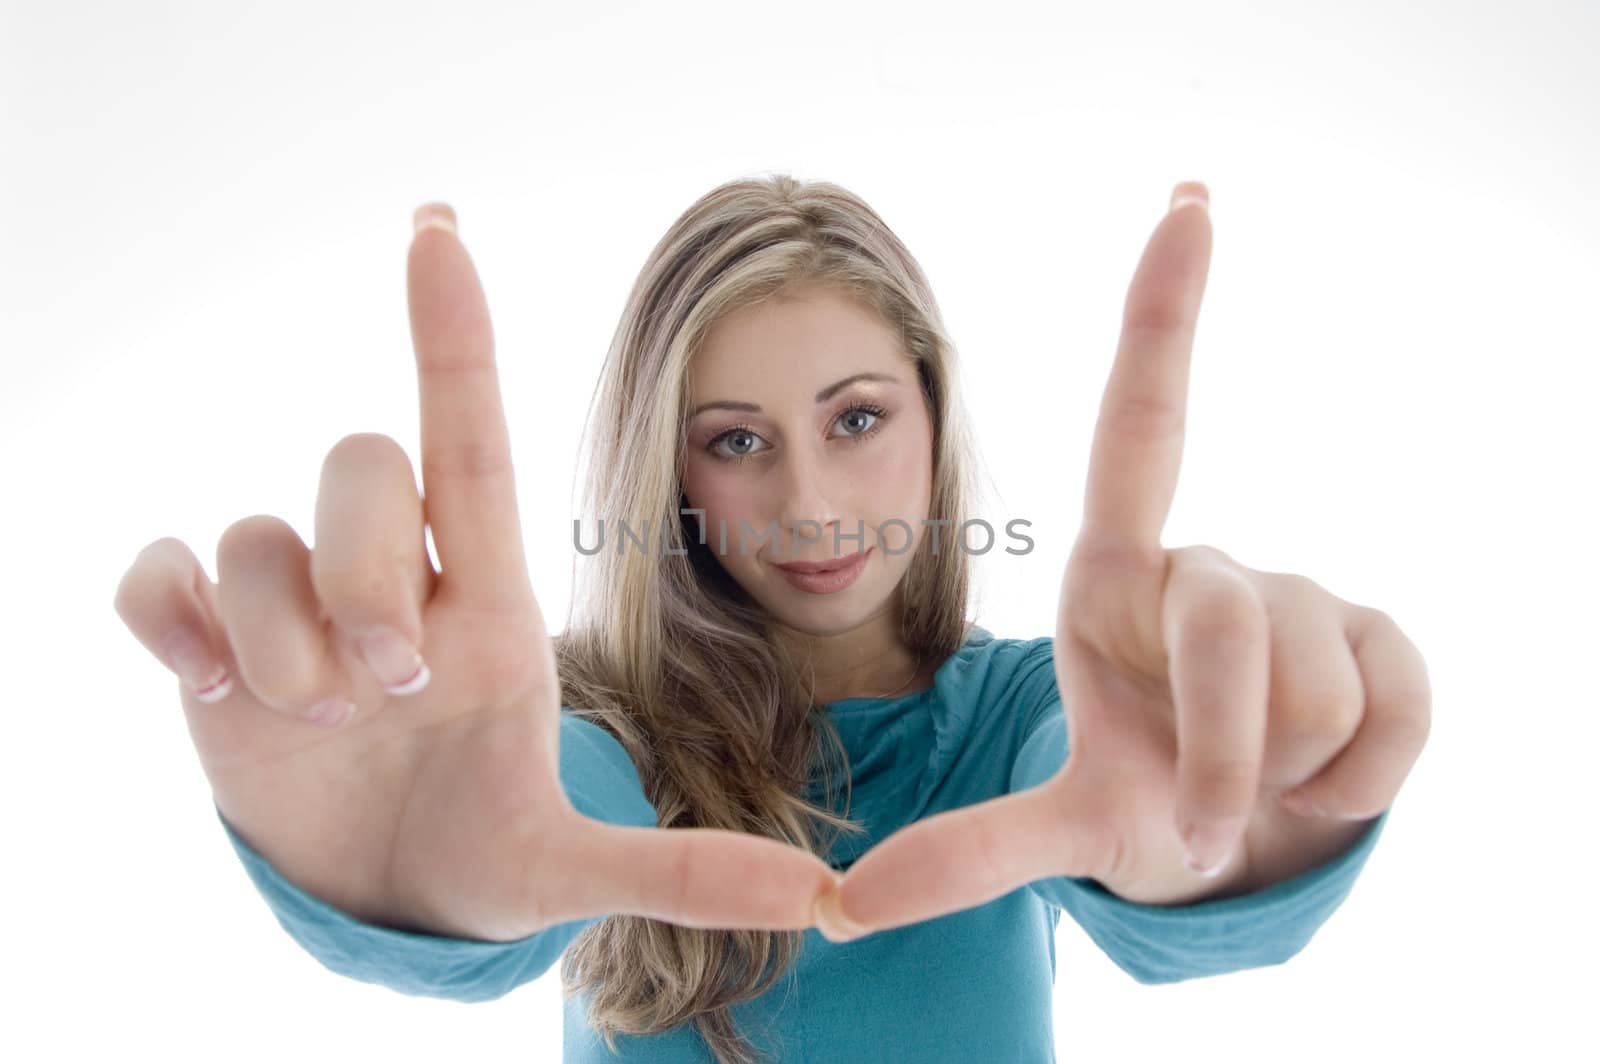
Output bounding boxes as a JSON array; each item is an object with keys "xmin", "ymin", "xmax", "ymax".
[
  {"xmin": 555, "ymin": 708, "xmax": 660, "ymax": 828},
  {"xmin": 921, "ymin": 628, "xmax": 1064, "ymax": 798},
  {"xmin": 934, "ymin": 626, "xmax": 1060, "ymax": 732},
  {"xmin": 939, "ymin": 626, "xmax": 1056, "ymax": 700}
]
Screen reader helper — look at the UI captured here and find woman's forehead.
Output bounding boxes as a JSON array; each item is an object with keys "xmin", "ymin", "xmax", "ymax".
[{"xmin": 690, "ymin": 295, "xmax": 906, "ymax": 396}]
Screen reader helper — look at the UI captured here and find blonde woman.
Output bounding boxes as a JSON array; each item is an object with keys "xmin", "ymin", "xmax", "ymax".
[{"xmin": 113, "ymin": 175, "xmax": 1426, "ymax": 1063}]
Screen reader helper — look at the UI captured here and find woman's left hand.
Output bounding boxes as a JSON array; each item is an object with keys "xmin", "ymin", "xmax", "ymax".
[{"xmin": 815, "ymin": 183, "xmax": 1431, "ymax": 941}]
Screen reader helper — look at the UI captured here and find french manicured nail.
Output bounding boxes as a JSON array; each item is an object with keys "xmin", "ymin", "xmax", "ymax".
[
  {"xmin": 306, "ymin": 697, "xmax": 356, "ymax": 729},
  {"xmin": 165, "ymin": 629, "xmax": 232, "ymax": 704},
  {"xmin": 1182, "ymin": 818, "xmax": 1242, "ymax": 878},
  {"xmin": 355, "ymin": 627, "xmax": 431, "ymax": 695},
  {"xmin": 1169, "ymin": 182, "xmax": 1209, "ymax": 213},
  {"xmin": 413, "ymin": 203, "xmax": 457, "ymax": 234}
]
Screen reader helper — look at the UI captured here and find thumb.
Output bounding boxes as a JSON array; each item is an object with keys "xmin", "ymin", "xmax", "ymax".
[{"xmin": 819, "ymin": 780, "xmax": 1105, "ymax": 941}]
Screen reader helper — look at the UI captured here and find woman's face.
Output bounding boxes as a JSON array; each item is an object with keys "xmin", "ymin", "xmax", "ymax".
[{"xmin": 681, "ymin": 284, "xmax": 934, "ymax": 635}]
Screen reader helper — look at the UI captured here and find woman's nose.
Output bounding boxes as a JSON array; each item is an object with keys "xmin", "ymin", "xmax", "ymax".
[{"xmin": 775, "ymin": 453, "xmax": 842, "ymax": 555}]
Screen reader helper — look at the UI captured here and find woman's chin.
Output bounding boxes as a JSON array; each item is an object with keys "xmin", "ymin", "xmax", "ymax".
[{"xmin": 762, "ymin": 587, "xmax": 894, "ymax": 637}]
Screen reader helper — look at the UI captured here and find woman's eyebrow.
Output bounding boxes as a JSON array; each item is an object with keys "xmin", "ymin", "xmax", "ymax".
[{"xmin": 688, "ymin": 371, "xmax": 899, "ymax": 419}]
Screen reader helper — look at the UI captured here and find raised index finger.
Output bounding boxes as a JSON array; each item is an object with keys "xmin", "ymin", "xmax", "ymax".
[
  {"xmin": 1079, "ymin": 182, "xmax": 1213, "ymax": 555},
  {"xmin": 407, "ymin": 204, "xmax": 532, "ymax": 608}
]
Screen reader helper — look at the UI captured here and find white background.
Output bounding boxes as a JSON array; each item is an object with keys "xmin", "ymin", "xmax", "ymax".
[{"xmin": 4, "ymin": 0, "xmax": 1596, "ymax": 1059}]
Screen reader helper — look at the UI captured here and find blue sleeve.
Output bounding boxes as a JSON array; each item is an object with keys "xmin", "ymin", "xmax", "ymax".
[
  {"xmin": 1007, "ymin": 647, "xmax": 1390, "ymax": 986},
  {"xmin": 215, "ymin": 709, "xmax": 658, "ymax": 1002}
]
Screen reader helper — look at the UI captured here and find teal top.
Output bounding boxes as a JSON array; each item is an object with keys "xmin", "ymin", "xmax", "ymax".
[{"xmin": 216, "ymin": 625, "xmax": 1389, "ymax": 1062}]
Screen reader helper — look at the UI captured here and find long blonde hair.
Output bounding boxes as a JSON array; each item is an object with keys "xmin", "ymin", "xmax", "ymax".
[{"xmin": 553, "ymin": 173, "xmax": 986, "ymax": 1063}]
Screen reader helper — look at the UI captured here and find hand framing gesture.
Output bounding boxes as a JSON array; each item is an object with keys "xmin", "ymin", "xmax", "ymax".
[
  {"xmin": 114, "ymin": 205, "xmax": 840, "ymax": 944},
  {"xmin": 815, "ymin": 184, "xmax": 1431, "ymax": 940}
]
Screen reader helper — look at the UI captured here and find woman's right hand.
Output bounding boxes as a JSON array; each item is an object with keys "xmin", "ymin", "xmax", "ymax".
[{"xmin": 112, "ymin": 204, "xmax": 840, "ymax": 943}]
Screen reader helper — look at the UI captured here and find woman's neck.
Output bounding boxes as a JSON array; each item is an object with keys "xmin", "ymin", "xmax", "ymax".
[{"xmin": 777, "ymin": 609, "xmax": 929, "ymax": 703}]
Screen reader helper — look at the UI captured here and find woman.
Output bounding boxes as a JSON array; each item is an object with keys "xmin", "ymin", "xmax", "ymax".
[{"xmin": 113, "ymin": 174, "xmax": 1420, "ymax": 1063}]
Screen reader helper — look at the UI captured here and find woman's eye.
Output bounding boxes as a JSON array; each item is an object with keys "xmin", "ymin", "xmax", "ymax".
[
  {"xmin": 832, "ymin": 406, "xmax": 882, "ymax": 437},
  {"xmin": 708, "ymin": 426, "xmax": 766, "ymax": 461}
]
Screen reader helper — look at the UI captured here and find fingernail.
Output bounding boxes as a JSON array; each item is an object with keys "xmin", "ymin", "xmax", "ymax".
[
  {"xmin": 1169, "ymin": 182, "xmax": 1209, "ymax": 214},
  {"xmin": 355, "ymin": 626, "xmax": 431, "ymax": 695},
  {"xmin": 306, "ymin": 697, "xmax": 356, "ymax": 729},
  {"xmin": 413, "ymin": 203, "xmax": 457, "ymax": 234},
  {"xmin": 812, "ymin": 884, "xmax": 867, "ymax": 943},
  {"xmin": 1181, "ymin": 819, "xmax": 1241, "ymax": 878},
  {"xmin": 1280, "ymin": 789, "xmax": 1326, "ymax": 817},
  {"xmin": 164, "ymin": 629, "xmax": 232, "ymax": 704}
]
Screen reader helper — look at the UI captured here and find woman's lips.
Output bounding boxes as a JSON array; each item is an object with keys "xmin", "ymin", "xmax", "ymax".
[{"xmin": 774, "ymin": 549, "xmax": 871, "ymax": 595}]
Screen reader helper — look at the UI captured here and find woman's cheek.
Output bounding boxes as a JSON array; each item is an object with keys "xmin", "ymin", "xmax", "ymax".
[
  {"xmin": 684, "ymin": 468, "xmax": 753, "ymax": 560},
  {"xmin": 880, "ymin": 433, "xmax": 931, "ymax": 520}
]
